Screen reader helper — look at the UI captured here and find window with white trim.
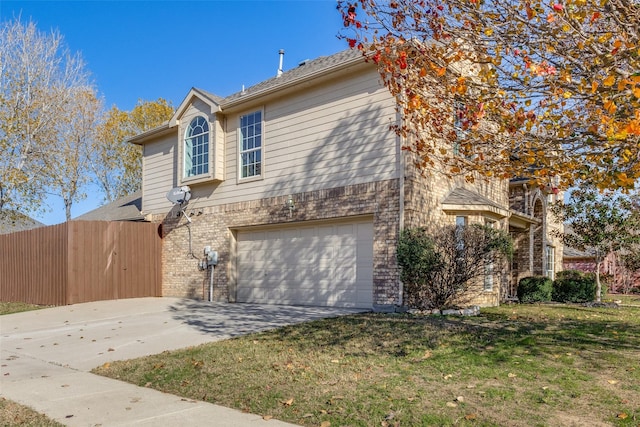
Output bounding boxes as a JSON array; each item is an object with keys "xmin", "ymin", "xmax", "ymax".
[
  {"xmin": 484, "ymin": 220, "xmax": 495, "ymax": 291},
  {"xmin": 184, "ymin": 116, "xmax": 209, "ymax": 178},
  {"xmin": 545, "ymin": 245, "xmax": 555, "ymax": 280},
  {"xmin": 455, "ymin": 216, "xmax": 467, "ymax": 251},
  {"xmin": 239, "ymin": 111, "xmax": 262, "ymax": 179}
]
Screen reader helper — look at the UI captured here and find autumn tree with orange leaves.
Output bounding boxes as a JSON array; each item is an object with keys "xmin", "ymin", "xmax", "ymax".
[{"xmin": 338, "ymin": 0, "xmax": 640, "ymax": 190}]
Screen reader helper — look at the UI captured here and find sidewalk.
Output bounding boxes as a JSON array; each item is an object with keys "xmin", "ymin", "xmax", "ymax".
[{"xmin": 1, "ymin": 298, "xmax": 362, "ymax": 426}]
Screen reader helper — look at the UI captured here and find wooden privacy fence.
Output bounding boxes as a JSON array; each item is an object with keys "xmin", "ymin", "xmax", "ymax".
[{"xmin": 0, "ymin": 221, "xmax": 162, "ymax": 306}]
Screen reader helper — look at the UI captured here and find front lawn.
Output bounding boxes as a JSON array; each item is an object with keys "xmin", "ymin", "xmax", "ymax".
[
  {"xmin": 0, "ymin": 398, "xmax": 63, "ymax": 427},
  {"xmin": 93, "ymin": 302, "xmax": 640, "ymax": 426},
  {"xmin": 0, "ymin": 302, "xmax": 48, "ymax": 316}
]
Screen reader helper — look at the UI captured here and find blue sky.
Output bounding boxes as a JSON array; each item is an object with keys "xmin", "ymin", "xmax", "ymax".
[{"xmin": 0, "ymin": 0, "xmax": 347, "ymax": 225}]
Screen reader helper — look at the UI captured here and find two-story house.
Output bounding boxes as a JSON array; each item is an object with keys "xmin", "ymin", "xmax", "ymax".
[{"xmin": 130, "ymin": 49, "xmax": 562, "ymax": 310}]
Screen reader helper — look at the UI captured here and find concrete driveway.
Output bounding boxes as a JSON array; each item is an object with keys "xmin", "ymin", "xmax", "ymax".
[{"xmin": 0, "ymin": 297, "xmax": 364, "ymax": 426}]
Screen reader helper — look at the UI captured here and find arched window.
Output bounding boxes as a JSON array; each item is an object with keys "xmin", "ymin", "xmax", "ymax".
[{"xmin": 184, "ymin": 116, "xmax": 209, "ymax": 177}]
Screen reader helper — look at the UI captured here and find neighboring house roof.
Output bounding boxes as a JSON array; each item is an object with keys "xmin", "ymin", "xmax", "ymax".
[
  {"xmin": 563, "ymin": 246, "xmax": 595, "ymax": 259},
  {"xmin": 441, "ymin": 187, "xmax": 510, "ymax": 219},
  {"xmin": 561, "ymin": 225, "xmax": 596, "ymax": 259},
  {"xmin": 0, "ymin": 211, "xmax": 45, "ymax": 234},
  {"xmin": 74, "ymin": 191, "xmax": 144, "ymax": 222}
]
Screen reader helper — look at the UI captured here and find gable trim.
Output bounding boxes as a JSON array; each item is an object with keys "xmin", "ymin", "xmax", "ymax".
[{"xmin": 170, "ymin": 87, "xmax": 222, "ymax": 127}]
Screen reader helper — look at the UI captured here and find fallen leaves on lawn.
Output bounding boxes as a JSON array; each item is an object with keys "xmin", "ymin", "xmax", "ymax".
[{"xmin": 281, "ymin": 398, "xmax": 294, "ymax": 406}]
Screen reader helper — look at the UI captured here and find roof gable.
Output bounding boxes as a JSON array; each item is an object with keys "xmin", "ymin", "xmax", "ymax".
[{"xmin": 170, "ymin": 87, "xmax": 223, "ymax": 127}]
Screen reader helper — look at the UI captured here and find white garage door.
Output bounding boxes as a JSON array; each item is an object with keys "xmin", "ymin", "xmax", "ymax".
[{"xmin": 236, "ymin": 219, "xmax": 373, "ymax": 308}]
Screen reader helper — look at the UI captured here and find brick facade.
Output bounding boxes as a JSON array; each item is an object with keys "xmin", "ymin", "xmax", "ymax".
[
  {"xmin": 154, "ymin": 179, "xmax": 402, "ymax": 308},
  {"xmin": 402, "ymin": 155, "xmax": 511, "ymax": 307},
  {"xmin": 154, "ymin": 155, "xmax": 562, "ymax": 309}
]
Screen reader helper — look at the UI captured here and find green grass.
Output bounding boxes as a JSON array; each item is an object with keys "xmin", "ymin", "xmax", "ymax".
[
  {"xmin": 605, "ymin": 293, "xmax": 640, "ymax": 306},
  {"xmin": 94, "ymin": 303, "xmax": 640, "ymax": 426},
  {"xmin": 0, "ymin": 301, "xmax": 48, "ymax": 315},
  {"xmin": 0, "ymin": 398, "xmax": 64, "ymax": 427}
]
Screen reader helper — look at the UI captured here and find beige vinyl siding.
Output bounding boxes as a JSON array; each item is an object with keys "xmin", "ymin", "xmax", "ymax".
[
  {"xmin": 139, "ymin": 66, "xmax": 397, "ymax": 215},
  {"xmin": 212, "ymin": 67, "xmax": 396, "ymax": 206},
  {"xmin": 141, "ymin": 133, "xmax": 177, "ymax": 214}
]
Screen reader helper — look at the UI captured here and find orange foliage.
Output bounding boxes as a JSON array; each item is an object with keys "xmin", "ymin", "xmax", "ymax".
[{"xmin": 338, "ymin": 0, "xmax": 640, "ymax": 190}]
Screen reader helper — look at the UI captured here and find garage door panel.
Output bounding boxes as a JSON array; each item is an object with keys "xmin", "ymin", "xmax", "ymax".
[
  {"xmin": 335, "ymin": 266, "xmax": 356, "ymax": 281},
  {"xmin": 237, "ymin": 220, "xmax": 373, "ymax": 308},
  {"xmin": 299, "ymin": 227, "xmax": 317, "ymax": 238},
  {"xmin": 337, "ymin": 224, "xmax": 354, "ymax": 235},
  {"xmin": 282, "ymin": 229, "xmax": 299, "ymax": 240},
  {"xmin": 266, "ymin": 230, "xmax": 282, "ymax": 240}
]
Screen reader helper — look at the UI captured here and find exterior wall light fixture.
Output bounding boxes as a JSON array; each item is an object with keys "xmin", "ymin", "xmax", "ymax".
[{"xmin": 285, "ymin": 195, "xmax": 295, "ymax": 217}]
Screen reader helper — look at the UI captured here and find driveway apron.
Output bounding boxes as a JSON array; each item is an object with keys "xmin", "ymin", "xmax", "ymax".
[{"xmin": 0, "ymin": 297, "xmax": 364, "ymax": 426}]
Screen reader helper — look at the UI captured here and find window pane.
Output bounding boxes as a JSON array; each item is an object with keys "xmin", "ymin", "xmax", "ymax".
[
  {"xmin": 184, "ymin": 117, "xmax": 209, "ymax": 177},
  {"xmin": 239, "ymin": 111, "xmax": 262, "ymax": 179}
]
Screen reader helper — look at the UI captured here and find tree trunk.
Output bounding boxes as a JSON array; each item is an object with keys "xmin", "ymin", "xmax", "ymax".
[
  {"xmin": 595, "ymin": 259, "xmax": 602, "ymax": 302},
  {"xmin": 65, "ymin": 199, "xmax": 72, "ymax": 221}
]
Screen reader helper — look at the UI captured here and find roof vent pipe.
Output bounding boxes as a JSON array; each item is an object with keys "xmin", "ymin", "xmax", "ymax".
[{"xmin": 277, "ymin": 49, "xmax": 284, "ymax": 77}]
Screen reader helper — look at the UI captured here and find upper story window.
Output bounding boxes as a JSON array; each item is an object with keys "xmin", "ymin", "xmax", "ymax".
[
  {"xmin": 239, "ymin": 111, "xmax": 262, "ymax": 179},
  {"xmin": 184, "ymin": 116, "xmax": 209, "ymax": 178}
]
